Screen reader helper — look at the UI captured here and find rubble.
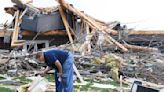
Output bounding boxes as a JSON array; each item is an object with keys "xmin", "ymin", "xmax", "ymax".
[{"xmin": 74, "ymin": 51, "xmax": 164, "ymax": 84}]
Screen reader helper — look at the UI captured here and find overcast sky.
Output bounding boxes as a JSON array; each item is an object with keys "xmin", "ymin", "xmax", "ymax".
[{"xmin": 0, "ymin": 0, "xmax": 164, "ymax": 30}]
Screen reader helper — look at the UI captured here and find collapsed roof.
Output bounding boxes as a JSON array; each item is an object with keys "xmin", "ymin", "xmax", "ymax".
[{"xmin": 6, "ymin": 0, "xmax": 73, "ymax": 32}]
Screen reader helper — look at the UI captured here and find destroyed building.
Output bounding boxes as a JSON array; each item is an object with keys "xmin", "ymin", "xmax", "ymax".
[
  {"xmin": 2, "ymin": 0, "xmax": 79, "ymax": 51},
  {"xmin": 0, "ymin": 0, "xmax": 164, "ymax": 91},
  {"xmin": 0, "ymin": 0, "xmax": 164, "ymax": 54}
]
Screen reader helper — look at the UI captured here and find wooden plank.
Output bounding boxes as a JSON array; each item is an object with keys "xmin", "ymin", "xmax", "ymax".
[
  {"xmin": 11, "ymin": 10, "xmax": 25, "ymax": 47},
  {"xmin": 107, "ymin": 30, "xmax": 164, "ymax": 36},
  {"xmin": 123, "ymin": 44, "xmax": 158, "ymax": 52},
  {"xmin": 73, "ymin": 64, "xmax": 85, "ymax": 83},
  {"xmin": 11, "ymin": 43, "xmax": 24, "ymax": 47},
  {"xmin": 58, "ymin": 6, "xmax": 75, "ymax": 49},
  {"xmin": 106, "ymin": 43, "xmax": 158, "ymax": 52},
  {"xmin": 19, "ymin": 8, "xmax": 28, "ymax": 19},
  {"xmin": 11, "ymin": 10, "xmax": 20, "ymax": 46},
  {"xmin": 129, "ymin": 30, "xmax": 164, "ymax": 35},
  {"xmin": 69, "ymin": 26, "xmax": 77, "ymax": 39}
]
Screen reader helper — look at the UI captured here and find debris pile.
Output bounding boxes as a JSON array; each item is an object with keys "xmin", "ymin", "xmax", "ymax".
[
  {"xmin": 73, "ymin": 51, "xmax": 164, "ymax": 84},
  {"xmin": 0, "ymin": 50, "xmax": 40, "ymax": 74}
]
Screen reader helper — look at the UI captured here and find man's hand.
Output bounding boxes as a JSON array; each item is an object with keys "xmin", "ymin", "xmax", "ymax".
[
  {"xmin": 36, "ymin": 66, "xmax": 52, "ymax": 76},
  {"xmin": 54, "ymin": 60, "xmax": 63, "ymax": 82},
  {"xmin": 35, "ymin": 71, "xmax": 45, "ymax": 76},
  {"xmin": 57, "ymin": 73, "xmax": 62, "ymax": 82},
  {"xmin": 58, "ymin": 77, "xmax": 62, "ymax": 82}
]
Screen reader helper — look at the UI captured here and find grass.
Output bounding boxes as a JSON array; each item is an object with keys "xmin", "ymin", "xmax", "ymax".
[
  {"xmin": 13, "ymin": 76, "xmax": 32, "ymax": 85},
  {"xmin": 74, "ymin": 83, "xmax": 118, "ymax": 92},
  {"xmin": 0, "ymin": 74, "xmax": 54, "ymax": 86},
  {"xmin": 108, "ymin": 80, "xmax": 129, "ymax": 87},
  {"xmin": 0, "ymin": 87, "xmax": 13, "ymax": 92},
  {"xmin": 44, "ymin": 74, "xmax": 55, "ymax": 82},
  {"xmin": 0, "ymin": 77, "xmax": 5, "ymax": 80},
  {"xmin": 89, "ymin": 87, "xmax": 118, "ymax": 92},
  {"xmin": 0, "ymin": 74, "xmax": 128, "ymax": 92},
  {"xmin": 13, "ymin": 74, "xmax": 55, "ymax": 85},
  {"xmin": 44, "ymin": 75, "xmax": 116, "ymax": 92}
]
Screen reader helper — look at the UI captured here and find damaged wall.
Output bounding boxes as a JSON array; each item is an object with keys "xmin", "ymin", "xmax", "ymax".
[{"xmin": 21, "ymin": 10, "xmax": 74, "ymax": 32}]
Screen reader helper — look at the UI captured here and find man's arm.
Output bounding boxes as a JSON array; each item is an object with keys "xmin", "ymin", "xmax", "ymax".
[{"xmin": 54, "ymin": 60, "xmax": 62, "ymax": 76}]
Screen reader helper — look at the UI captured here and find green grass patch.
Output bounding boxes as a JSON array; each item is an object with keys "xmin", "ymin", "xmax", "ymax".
[
  {"xmin": 0, "ymin": 87, "xmax": 13, "ymax": 92},
  {"xmin": 44, "ymin": 74, "xmax": 55, "ymax": 82},
  {"xmin": 109, "ymin": 80, "xmax": 129, "ymax": 87},
  {"xmin": 13, "ymin": 76, "xmax": 32, "ymax": 85},
  {"xmin": 74, "ymin": 85, "xmax": 117, "ymax": 92},
  {"xmin": 0, "ymin": 76, "xmax": 5, "ymax": 80},
  {"xmin": 74, "ymin": 82, "xmax": 93, "ymax": 91},
  {"xmin": 90, "ymin": 87, "xmax": 118, "ymax": 92}
]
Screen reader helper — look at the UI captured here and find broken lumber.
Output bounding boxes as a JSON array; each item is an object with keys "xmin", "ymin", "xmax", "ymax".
[
  {"xmin": 57, "ymin": 0, "xmax": 128, "ymax": 52},
  {"xmin": 129, "ymin": 30, "xmax": 164, "ymax": 35},
  {"xmin": 110, "ymin": 30, "xmax": 164, "ymax": 36},
  {"xmin": 57, "ymin": 0, "xmax": 111, "ymax": 31},
  {"xmin": 12, "ymin": 10, "xmax": 19, "ymax": 43},
  {"xmin": 58, "ymin": 6, "xmax": 75, "ymax": 49},
  {"xmin": 82, "ymin": 18, "xmax": 164, "ymax": 36},
  {"xmin": 123, "ymin": 44, "xmax": 158, "ymax": 52},
  {"xmin": 11, "ymin": 10, "xmax": 21, "ymax": 47},
  {"xmin": 11, "ymin": 10, "xmax": 24, "ymax": 47},
  {"xmin": 104, "ymin": 32, "xmax": 158, "ymax": 52}
]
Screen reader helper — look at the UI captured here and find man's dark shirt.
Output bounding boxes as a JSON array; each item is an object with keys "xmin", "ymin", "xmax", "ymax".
[{"xmin": 44, "ymin": 49, "xmax": 69, "ymax": 70}]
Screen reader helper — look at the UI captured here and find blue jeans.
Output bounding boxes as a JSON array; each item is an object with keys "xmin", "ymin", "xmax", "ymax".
[{"xmin": 55, "ymin": 52, "xmax": 74, "ymax": 92}]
